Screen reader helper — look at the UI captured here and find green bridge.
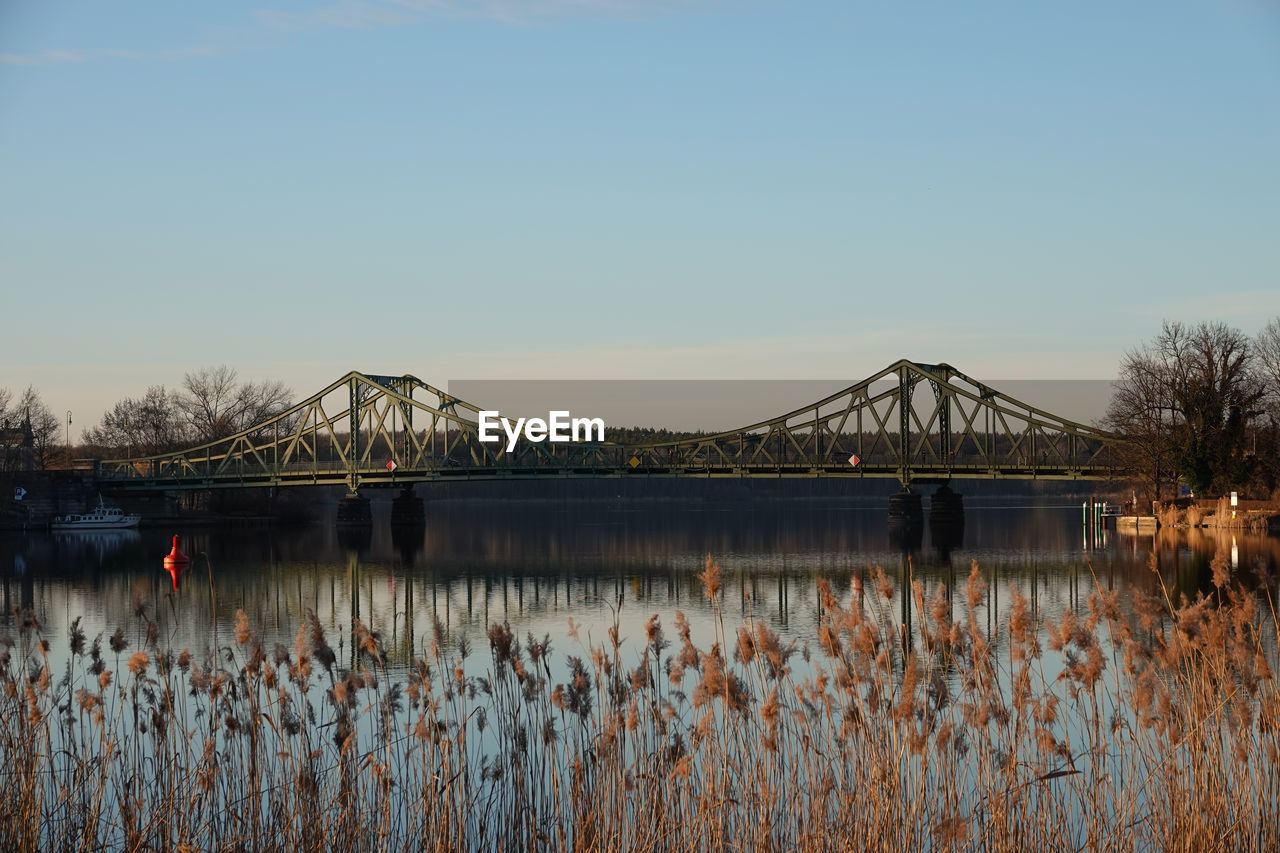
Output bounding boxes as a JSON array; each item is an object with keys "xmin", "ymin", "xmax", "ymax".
[{"xmin": 95, "ymin": 360, "xmax": 1123, "ymax": 503}]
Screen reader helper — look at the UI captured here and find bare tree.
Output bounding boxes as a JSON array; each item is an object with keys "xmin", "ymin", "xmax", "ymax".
[
  {"xmin": 1106, "ymin": 320, "xmax": 1266, "ymax": 498},
  {"xmin": 0, "ymin": 386, "xmax": 18, "ymax": 471},
  {"xmin": 1251, "ymin": 317, "xmax": 1280, "ymax": 497},
  {"xmin": 83, "ymin": 369, "xmax": 295, "ymax": 459},
  {"xmin": 19, "ymin": 386, "xmax": 61, "ymax": 470},
  {"xmin": 179, "ymin": 366, "xmax": 294, "ymax": 443},
  {"xmin": 84, "ymin": 386, "xmax": 187, "ymax": 458},
  {"xmin": 1105, "ymin": 345, "xmax": 1175, "ymax": 504},
  {"xmin": 1257, "ymin": 317, "xmax": 1280, "ymax": 416},
  {"xmin": 178, "ymin": 365, "xmax": 240, "ymax": 441},
  {"xmin": 1171, "ymin": 321, "xmax": 1266, "ymax": 494},
  {"xmin": 237, "ymin": 378, "xmax": 295, "ymax": 440}
]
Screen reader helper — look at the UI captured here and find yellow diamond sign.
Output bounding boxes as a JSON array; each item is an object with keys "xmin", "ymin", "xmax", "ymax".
[{"xmin": 628, "ymin": 456, "xmax": 641, "ymax": 468}]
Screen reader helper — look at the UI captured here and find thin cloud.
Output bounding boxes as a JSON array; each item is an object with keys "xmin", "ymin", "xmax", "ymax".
[
  {"xmin": 1, "ymin": 44, "xmax": 235, "ymax": 67},
  {"xmin": 2, "ymin": 0, "xmax": 712, "ymax": 67},
  {"xmin": 262, "ymin": 0, "xmax": 713, "ymax": 29},
  {"xmin": 395, "ymin": 0, "xmax": 709, "ymax": 21},
  {"xmin": 1, "ymin": 48, "xmax": 92, "ymax": 66},
  {"xmin": 255, "ymin": 1, "xmax": 425, "ymax": 31}
]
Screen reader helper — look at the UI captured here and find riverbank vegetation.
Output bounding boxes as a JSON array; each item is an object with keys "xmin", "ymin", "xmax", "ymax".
[
  {"xmin": 1107, "ymin": 317, "xmax": 1280, "ymax": 504},
  {"xmin": 1, "ymin": 556, "xmax": 1277, "ymax": 852},
  {"xmin": 2, "ymin": 366, "xmax": 293, "ymax": 473}
]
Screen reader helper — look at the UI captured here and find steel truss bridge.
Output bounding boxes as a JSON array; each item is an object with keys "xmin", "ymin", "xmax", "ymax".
[{"xmin": 96, "ymin": 360, "xmax": 1122, "ymax": 493}]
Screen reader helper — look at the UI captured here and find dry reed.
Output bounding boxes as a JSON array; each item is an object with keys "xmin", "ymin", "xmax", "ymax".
[{"xmin": 1, "ymin": 556, "xmax": 1277, "ymax": 852}]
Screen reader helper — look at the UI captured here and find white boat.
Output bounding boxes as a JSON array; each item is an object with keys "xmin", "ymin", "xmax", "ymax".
[{"xmin": 51, "ymin": 499, "xmax": 141, "ymax": 530}]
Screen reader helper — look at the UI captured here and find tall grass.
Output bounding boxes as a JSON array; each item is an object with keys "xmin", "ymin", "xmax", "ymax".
[{"xmin": 1, "ymin": 554, "xmax": 1277, "ymax": 851}]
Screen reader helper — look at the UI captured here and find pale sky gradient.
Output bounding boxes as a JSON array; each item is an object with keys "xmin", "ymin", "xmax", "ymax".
[{"xmin": 3, "ymin": 1, "xmax": 1279, "ymax": 436}]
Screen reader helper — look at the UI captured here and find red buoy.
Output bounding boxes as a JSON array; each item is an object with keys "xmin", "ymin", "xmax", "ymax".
[
  {"xmin": 162, "ymin": 535, "xmax": 190, "ymax": 590},
  {"xmin": 163, "ymin": 535, "xmax": 189, "ymax": 568}
]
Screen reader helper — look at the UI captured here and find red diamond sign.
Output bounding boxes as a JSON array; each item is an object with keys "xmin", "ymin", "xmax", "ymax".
[
  {"xmin": 848, "ymin": 454, "xmax": 860, "ymax": 467},
  {"xmin": 386, "ymin": 460, "xmax": 397, "ymax": 472}
]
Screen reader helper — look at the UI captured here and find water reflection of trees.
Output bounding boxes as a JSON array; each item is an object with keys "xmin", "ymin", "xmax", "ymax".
[
  {"xmin": 1141, "ymin": 526, "xmax": 1280, "ymax": 603},
  {"xmin": 3, "ymin": 506, "xmax": 1277, "ymax": 673}
]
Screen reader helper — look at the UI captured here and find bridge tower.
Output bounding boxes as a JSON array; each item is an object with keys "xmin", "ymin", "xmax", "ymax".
[
  {"xmin": 888, "ymin": 364, "xmax": 925, "ymax": 533},
  {"xmin": 887, "ymin": 363, "xmax": 966, "ymax": 540},
  {"xmin": 337, "ymin": 376, "xmax": 372, "ymax": 526},
  {"xmin": 924, "ymin": 364, "xmax": 964, "ymax": 539}
]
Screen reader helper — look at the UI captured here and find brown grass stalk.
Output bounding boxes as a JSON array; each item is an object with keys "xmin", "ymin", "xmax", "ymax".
[{"xmin": 0, "ymin": 554, "xmax": 1277, "ymax": 851}]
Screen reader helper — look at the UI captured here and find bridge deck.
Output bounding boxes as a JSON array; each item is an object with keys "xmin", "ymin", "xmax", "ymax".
[{"xmin": 100, "ymin": 462, "xmax": 1120, "ymax": 491}]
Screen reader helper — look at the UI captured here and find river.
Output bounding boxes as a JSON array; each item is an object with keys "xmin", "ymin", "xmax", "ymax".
[{"xmin": 3, "ymin": 497, "xmax": 1276, "ymax": 675}]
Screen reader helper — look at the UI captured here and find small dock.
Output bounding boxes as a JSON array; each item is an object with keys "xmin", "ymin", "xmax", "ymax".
[{"xmin": 1115, "ymin": 515, "xmax": 1158, "ymax": 532}]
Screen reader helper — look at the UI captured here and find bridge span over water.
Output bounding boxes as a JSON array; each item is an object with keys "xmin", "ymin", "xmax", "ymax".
[{"xmin": 96, "ymin": 360, "xmax": 1123, "ymax": 502}]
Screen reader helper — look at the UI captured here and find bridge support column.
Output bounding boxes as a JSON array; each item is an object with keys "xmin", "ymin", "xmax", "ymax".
[
  {"xmin": 929, "ymin": 485, "xmax": 965, "ymax": 526},
  {"xmin": 887, "ymin": 488, "xmax": 923, "ymax": 528},
  {"xmin": 336, "ymin": 494, "xmax": 372, "ymax": 527},
  {"xmin": 391, "ymin": 486, "xmax": 425, "ymax": 527}
]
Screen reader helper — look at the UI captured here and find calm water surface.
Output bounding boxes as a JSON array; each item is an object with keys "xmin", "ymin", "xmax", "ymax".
[{"xmin": 3, "ymin": 498, "xmax": 1278, "ymax": 673}]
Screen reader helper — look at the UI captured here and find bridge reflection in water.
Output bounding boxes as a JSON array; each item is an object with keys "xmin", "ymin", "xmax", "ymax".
[{"xmin": 3, "ymin": 503, "xmax": 1274, "ymax": 676}]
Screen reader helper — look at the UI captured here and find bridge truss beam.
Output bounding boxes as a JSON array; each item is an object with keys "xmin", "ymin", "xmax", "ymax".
[{"xmin": 96, "ymin": 360, "xmax": 1124, "ymax": 491}]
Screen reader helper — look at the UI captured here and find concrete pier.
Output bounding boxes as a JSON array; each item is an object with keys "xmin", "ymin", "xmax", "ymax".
[
  {"xmin": 929, "ymin": 485, "xmax": 965, "ymax": 527},
  {"xmin": 335, "ymin": 494, "xmax": 372, "ymax": 526},
  {"xmin": 390, "ymin": 487, "xmax": 425, "ymax": 527},
  {"xmin": 887, "ymin": 489, "xmax": 923, "ymax": 526}
]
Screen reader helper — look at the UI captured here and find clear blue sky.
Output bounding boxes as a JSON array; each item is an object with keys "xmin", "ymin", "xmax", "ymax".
[{"xmin": 3, "ymin": 1, "xmax": 1279, "ymax": 434}]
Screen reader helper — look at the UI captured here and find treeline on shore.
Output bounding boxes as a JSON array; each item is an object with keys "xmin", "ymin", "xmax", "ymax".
[{"xmin": 1105, "ymin": 319, "xmax": 1280, "ymax": 502}]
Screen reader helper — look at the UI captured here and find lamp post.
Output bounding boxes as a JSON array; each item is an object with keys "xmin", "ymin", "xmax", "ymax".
[
  {"xmin": 66, "ymin": 411, "xmax": 72, "ymax": 469},
  {"xmin": 1245, "ymin": 409, "xmax": 1263, "ymax": 458}
]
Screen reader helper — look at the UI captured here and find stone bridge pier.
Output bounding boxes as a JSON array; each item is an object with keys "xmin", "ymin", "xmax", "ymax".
[{"xmin": 887, "ymin": 483, "xmax": 965, "ymax": 543}]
